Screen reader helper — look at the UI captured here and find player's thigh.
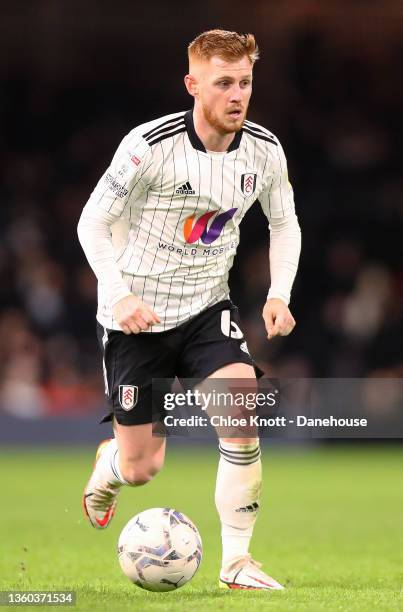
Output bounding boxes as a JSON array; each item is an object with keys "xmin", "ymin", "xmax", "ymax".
[
  {"xmin": 178, "ymin": 300, "xmax": 262, "ymax": 383},
  {"xmin": 178, "ymin": 302, "xmax": 261, "ymax": 443},
  {"xmin": 98, "ymin": 323, "xmax": 176, "ymax": 428},
  {"xmin": 207, "ymin": 361, "xmax": 256, "ymax": 380},
  {"xmin": 206, "ymin": 363, "xmax": 259, "ymax": 444},
  {"xmin": 114, "ymin": 419, "xmax": 166, "ymax": 461}
]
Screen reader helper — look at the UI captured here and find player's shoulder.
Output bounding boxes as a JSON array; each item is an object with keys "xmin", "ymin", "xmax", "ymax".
[
  {"xmin": 243, "ymin": 119, "xmax": 279, "ymax": 147},
  {"xmin": 125, "ymin": 111, "xmax": 187, "ymax": 149}
]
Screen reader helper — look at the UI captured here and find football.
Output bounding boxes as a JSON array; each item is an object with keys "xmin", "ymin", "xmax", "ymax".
[{"xmin": 117, "ymin": 507, "xmax": 202, "ymax": 591}]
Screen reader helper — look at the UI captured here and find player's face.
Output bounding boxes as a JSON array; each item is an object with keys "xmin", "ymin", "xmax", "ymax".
[{"xmin": 198, "ymin": 55, "xmax": 253, "ymax": 134}]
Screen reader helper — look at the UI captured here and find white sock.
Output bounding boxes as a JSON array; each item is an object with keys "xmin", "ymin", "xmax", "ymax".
[
  {"xmin": 96, "ymin": 438, "xmax": 129, "ymax": 486},
  {"xmin": 215, "ymin": 439, "xmax": 262, "ymax": 568}
]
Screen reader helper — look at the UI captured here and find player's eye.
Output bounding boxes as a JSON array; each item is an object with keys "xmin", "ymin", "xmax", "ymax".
[
  {"xmin": 240, "ymin": 80, "xmax": 251, "ymax": 88},
  {"xmin": 218, "ymin": 81, "xmax": 230, "ymax": 87}
]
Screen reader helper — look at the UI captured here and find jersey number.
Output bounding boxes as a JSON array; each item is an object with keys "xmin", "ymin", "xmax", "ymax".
[{"xmin": 221, "ymin": 310, "xmax": 243, "ymax": 339}]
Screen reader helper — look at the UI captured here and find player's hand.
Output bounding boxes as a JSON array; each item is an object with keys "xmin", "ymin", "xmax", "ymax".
[
  {"xmin": 262, "ymin": 298, "xmax": 296, "ymax": 340},
  {"xmin": 112, "ymin": 295, "xmax": 161, "ymax": 335}
]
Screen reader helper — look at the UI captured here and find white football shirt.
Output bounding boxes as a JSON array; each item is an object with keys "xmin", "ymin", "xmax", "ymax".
[{"xmin": 78, "ymin": 110, "xmax": 301, "ymax": 331}]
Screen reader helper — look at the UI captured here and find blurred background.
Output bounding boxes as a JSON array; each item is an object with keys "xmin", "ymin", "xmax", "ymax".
[{"xmin": 1, "ymin": 0, "xmax": 402, "ymax": 434}]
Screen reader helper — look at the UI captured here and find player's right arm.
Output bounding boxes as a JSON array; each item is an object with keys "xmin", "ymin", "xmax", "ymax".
[{"xmin": 77, "ymin": 133, "xmax": 160, "ymax": 334}]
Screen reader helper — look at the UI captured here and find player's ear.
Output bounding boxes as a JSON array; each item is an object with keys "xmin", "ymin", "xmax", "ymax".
[{"xmin": 184, "ymin": 74, "xmax": 198, "ymax": 98}]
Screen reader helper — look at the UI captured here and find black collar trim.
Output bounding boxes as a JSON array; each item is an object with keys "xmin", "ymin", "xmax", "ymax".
[{"xmin": 184, "ymin": 110, "xmax": 243, "ymax": 153}]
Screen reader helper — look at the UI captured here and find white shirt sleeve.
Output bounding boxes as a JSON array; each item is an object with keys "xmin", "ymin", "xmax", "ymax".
[
  {"xmin": 259, "ymin": 140, "xmax": 301, "ymax": 305},
  {"xmin": 77, "ymin": 133, "xmax": 153, "ymax": 308}
]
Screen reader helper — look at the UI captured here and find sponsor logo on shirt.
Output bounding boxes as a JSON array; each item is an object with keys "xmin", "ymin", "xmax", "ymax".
[
  {"xmin": 157, "ymin": 241, "xmax": 237, "ymax": 257},
  {"xmin": 105, "ymin": 173, "xmax": 129, "ymax": 198},
  {"xmin": 183, "ymin": 208, "xmax": 237, "ymax": 245},
  {"xmin": 176, "ymin": 181, "xmax": 195, "ymax": 195},
  {"xmin": 130, "ymin": 154, "xmax": 142, "ymax": 166}
]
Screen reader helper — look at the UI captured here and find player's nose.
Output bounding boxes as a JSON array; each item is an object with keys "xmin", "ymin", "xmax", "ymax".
[{"xmin": 229, "ymin": 85, "xmax": 242, "ymax": 103}]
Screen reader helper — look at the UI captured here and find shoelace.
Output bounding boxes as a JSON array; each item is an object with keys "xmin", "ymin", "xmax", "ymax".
[{"xmin": 91, "ymin": 484, "xmax": 120, "ymax": 511}]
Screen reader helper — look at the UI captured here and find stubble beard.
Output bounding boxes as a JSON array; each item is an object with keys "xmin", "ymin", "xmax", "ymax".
[{"xmin": 201, "ymin": 101, "xmax": 247, "ymax": 135}]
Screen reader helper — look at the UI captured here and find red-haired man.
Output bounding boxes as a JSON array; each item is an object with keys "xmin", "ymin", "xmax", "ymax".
[{"xmin": 78, "ymin": 29, "xmax": 301, "ymax": 590}]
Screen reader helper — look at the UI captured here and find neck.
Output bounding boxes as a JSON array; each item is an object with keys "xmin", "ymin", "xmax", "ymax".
[{"xmin": 192, "ymin": 106, "xmax": 236, "ymax": 152}]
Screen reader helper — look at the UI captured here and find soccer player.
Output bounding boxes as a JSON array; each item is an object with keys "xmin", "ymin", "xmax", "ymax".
[{"xmin": 77, "ymin": 29, "xmax": 301, "ymax": 590}]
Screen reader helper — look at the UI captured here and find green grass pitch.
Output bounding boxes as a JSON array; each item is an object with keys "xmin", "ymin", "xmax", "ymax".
[{"xmin": 1, "ymin": 444, "xmax": 402, "ymax": 611}]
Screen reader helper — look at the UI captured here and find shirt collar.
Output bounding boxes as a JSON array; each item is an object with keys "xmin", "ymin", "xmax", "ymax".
[{"xmin": 184, "ymin": 109, "xmax": 243, "ymax": 153}]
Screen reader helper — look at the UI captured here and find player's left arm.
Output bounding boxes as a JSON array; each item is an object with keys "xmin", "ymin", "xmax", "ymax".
[{"xmin": 259, "ymin": 139, "xmax": 301, "ymax": 340}]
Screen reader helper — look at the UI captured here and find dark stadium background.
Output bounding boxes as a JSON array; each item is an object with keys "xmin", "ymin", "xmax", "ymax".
[{"xmin": 0, "ymin": 1, "xmax": 402, "ymax": 438}]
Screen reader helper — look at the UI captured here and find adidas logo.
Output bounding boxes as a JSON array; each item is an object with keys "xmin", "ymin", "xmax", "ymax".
[
  {"xmin": 240, "ymin": 341, "xmax": 250, "ymax": 355},
  {"xmin": 176, "ymin": 181, "xmax": 195, "ymax": 195},
  {"xmin": 235, "ymin": 502, "xmax": 259, "ymax": 513}
]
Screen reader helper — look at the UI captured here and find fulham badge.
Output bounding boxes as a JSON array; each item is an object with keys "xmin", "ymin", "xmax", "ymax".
[
  {"xmin": 119, "ymin": 385, "xmax": 138, "ymax": 411},
  {"xmin": 241, "ymin": 173, "xmax": 257, "ymax": 196}
]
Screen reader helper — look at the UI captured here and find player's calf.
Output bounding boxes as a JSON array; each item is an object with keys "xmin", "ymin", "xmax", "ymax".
[
  {"xmin": 215, "ymin": 439, "xmax": 262, "ymax": 564},
  {"xmin": 83, "ymin": 436, "xmax": 165, "ymax": 529},
  {"xmin": 112, "ymin": 420, "xmax": 166, "ymax": 487}
]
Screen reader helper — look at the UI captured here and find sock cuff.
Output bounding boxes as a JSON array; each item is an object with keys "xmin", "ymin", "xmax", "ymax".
[
  {"xmin": 219, "ymin": 440, "xmax": 261, "ymax": 465},
  {"xmin": 110, "ymin": 448, "xmax": 122, "ymax": 481},
  {"xmin": 110, "ymin": 444, "xmax": 129, "ymax": 485}
]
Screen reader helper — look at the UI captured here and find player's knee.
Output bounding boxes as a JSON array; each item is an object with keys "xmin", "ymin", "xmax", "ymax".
[{"xmin": 120, "ymin": 457, "xmax": 164, "ymax": 486}]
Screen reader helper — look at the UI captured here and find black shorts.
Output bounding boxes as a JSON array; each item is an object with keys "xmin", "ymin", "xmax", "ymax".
[{"xmin": 97, "ymin": 300, "xmax": 263, "ymax": 426}]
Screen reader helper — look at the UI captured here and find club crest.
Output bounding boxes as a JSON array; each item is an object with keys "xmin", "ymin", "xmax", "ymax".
[
  {"xmin": 241, "ymin": 173, "xmax": 257, "ymax": 196},
  {"xmin": 119, "ymin": 385, "xmax": 138, "ymax": 411}
]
